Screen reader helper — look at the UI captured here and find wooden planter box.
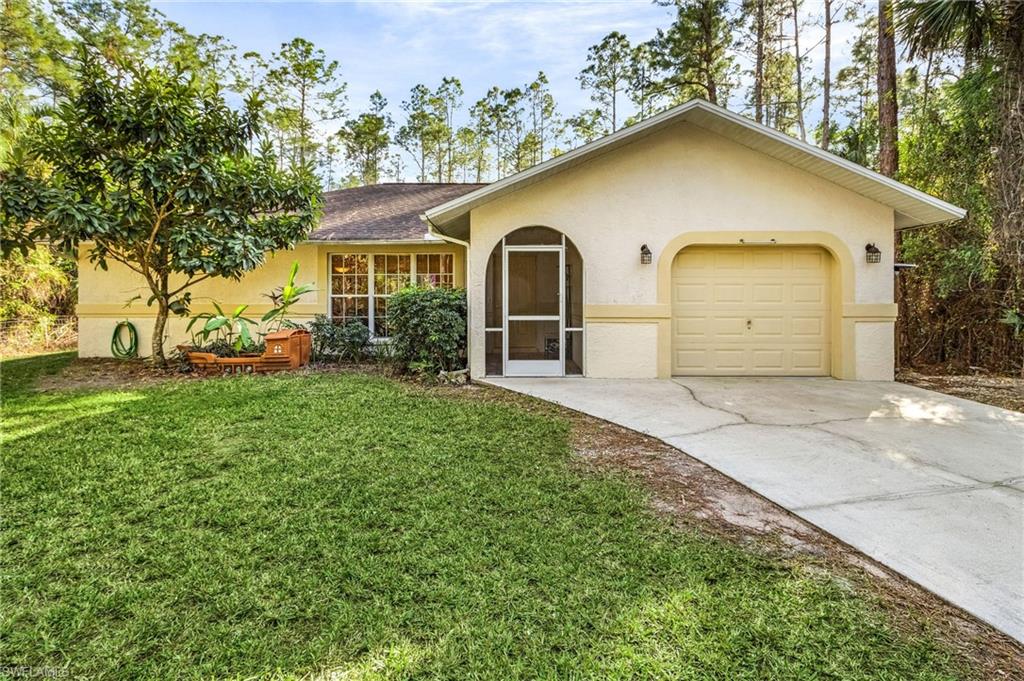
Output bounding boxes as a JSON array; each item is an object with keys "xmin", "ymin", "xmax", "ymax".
[{"xmin": 179, "ymin": 329, "xmax": 312, "ymax": 375}]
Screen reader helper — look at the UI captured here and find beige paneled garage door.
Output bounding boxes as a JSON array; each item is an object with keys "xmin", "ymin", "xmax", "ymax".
[{"xmin": 671, "ymin": 246, "xmax": 831, "ymax": 376}]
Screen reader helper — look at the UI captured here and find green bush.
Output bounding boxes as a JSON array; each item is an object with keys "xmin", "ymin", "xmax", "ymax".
[
  {"xmin": 387, "ymin": 287, "xmax": 466, "ymax": 374},
  {"xmin": 306, "ymin": 315, "xmax": 370, "ymax": 361},
  {"xmin": 337, "ymin": 319, "xmax": 372, "ymax": 360}
]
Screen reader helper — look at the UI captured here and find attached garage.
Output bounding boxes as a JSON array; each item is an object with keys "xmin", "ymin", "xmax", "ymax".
[
  {"xmin": 671, "ymin": 245, "xmax": 832, "ymax": 376},
  {"xmin": 423, "ymin": 99, "xmax": 967, "ymax": 381}
]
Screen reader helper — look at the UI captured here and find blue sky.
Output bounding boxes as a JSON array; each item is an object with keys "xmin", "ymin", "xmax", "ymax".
[
  {"xmin": 153, "ymin": 0, "xmax": 866, "ymax": 174},
  {"xmin": 155, "ymin": 1, "xmax": 675, "ymax": 115}
]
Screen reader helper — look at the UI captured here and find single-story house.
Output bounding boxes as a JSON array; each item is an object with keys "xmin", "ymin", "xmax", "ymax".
[{"xmin": 78, "ymin": 99, "xmax": 965, "ymax": 380}]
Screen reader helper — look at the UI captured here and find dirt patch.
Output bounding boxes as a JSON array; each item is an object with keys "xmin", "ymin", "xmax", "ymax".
[
  {"xmin": 32, "ymin": 357, "xmax": 398, "ymax": 393},
  {"xmin": 449, "ymin": 382, "xmax": 1024, "ymax": 680},
  {"xmin": 35, "ymin": 357, "xmax": 184, "ymax": 392},
  {"xmin": 899, "ymin": 369, "xmax": 1024, "ymax": 413}
]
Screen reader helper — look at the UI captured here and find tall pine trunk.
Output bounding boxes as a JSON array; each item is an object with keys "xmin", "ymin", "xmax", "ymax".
[
  {"xmin": 753, "ymin": 0, "xmax": 766, "ymax": 124},
  {"xmin": 877, "ymin": 0, "xmax": 899, "ymax": 177},
  {"xmin": 821, "ymin": 0, "xmax": 832, "ymax": 150},
  {"xmin": 701, "ymin": 2, "xmax": 719, "ymax": 105},
  {"xmin": 994, "ymin": 1, "xmax": 1024, "ymax": 299},
  {"xmin": 791, "ymin": 0, "xmax": 806, "ymax": 141}
]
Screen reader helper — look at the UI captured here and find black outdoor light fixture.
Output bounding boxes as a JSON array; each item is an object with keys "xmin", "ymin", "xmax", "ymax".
[
  {"xmin": 865, "ymin": 243, "xmax": 882, "ymax": 264},
  {"xmin": 640, "ymin": 244, "xmax": 653, "ymax": 265}
]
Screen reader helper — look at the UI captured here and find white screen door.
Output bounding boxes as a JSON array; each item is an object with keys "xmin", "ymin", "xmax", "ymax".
[{"xmin": 504, "ymin": 245, "xmax": 564, "ymax": 376}]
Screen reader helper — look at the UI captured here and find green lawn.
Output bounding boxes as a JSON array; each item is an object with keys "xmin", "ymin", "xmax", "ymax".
[{"xmin": 1, "ymin": 353, "xmax": 964, "ymax": 679}]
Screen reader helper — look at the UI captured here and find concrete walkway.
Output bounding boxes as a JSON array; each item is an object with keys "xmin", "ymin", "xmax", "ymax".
[{"xmin": 486, "ymin": 376, "xmax": 1024, "ymax": 641}]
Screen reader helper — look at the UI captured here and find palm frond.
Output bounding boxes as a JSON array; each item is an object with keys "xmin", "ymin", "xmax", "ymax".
[{"xmin": 893, "ymin": 0, "xmax": 994, "ymax": 59}]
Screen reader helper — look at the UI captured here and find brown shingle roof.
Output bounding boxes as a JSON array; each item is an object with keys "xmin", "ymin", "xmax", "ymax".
[{"xmin": 308, "ymin": 183, "xmax": 488, "ymax": 242}]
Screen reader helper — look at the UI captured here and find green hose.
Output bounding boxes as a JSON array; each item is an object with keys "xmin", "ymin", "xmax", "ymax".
[{"xmin": 111, "ymin": 320, "xmax": 139, "ymax": 359}]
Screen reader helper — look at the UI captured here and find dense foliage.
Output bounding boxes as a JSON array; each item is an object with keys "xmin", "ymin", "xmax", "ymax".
[
  {"xmin": 0, "ymin": 245, "xmax": 76, "ymax": 355},
  {"xmin": 889, "ymin": 1, "xmax": 1024, "ymax": 374},
  {"xmin": 0, "ymin": 246, "xmax": 74, "ymax": 322},
  {"xmin": 1, "ymin": 57, "xmax": 320, "ymax": 361},
  {"xmin": 387, "ymin": 286, "xmax": 467, "ymax": 375},
  {"xmin": 306, "ymin": 314, "xmax": 371, "ymax": 362}
]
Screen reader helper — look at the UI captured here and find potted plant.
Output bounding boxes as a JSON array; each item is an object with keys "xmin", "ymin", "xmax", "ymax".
[{"xmin": 177, "ymin": 261, "xmax": 315, "ymax": 373}]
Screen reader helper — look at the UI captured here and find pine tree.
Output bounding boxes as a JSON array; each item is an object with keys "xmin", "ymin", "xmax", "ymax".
[
  {"xmin": 525, "ymin": 72, "xmax": 559, "ymax": 164},
  {"xmin": 397, "ymin": 84, "xmax": 444, "ymax": 182},
  {"xmin": 578, "ymin": 31, "xmax": 631, "ymax": 132},
  {"xmin": 652, "ymin": 0, "xmax": 736, "ymax": 106},
  {"xmin": 877, "ymin": 0, "xmax": 899, "ymax": 177},
  {"xmin": 338, "ymin": 91, "xmax": 393, "ymax": 186},
  {"xmin": 266, "ymin": 37, "xmax": 347, "ymax": 170}
]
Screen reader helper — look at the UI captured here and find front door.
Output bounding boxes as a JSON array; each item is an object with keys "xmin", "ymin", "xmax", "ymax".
[{"xmin": 504, "ymin": 246, "xmax": 563, "ymax": 376}]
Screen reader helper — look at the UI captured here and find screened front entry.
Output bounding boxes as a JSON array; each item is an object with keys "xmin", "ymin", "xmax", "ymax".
[{"xmin": 485, "ymin": 227, "xmax": 583, "ymax": 377}]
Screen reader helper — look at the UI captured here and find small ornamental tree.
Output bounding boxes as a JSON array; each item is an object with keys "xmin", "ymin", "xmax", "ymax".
[{"xmin": 0, "ymin": 57, "xmax": 320, "ymax": 362}]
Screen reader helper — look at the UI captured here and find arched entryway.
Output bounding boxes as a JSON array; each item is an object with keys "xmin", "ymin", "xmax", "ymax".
[{"xmin": 484, "ymin": 226, "xmax": 584, "ymax": 376}]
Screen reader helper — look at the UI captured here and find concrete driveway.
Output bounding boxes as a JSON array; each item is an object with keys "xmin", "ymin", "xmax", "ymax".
[{"xmin": 486, "ymin": 376, "xmax": 1024, "ymax": 641}]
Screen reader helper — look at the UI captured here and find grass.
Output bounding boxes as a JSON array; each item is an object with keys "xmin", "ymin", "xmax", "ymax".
[
  {"xmin": 1, "ymin": 355, "xmax": 965, "ymax": 679},
  {"xmin": 0, "ymin": 350, "xmax": 75, "ymax": 398}
]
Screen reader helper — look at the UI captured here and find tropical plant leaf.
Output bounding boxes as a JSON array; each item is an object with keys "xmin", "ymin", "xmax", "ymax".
[{"xmin": 204, "ymin": 317, "xmax": 229, "ymax": 332}]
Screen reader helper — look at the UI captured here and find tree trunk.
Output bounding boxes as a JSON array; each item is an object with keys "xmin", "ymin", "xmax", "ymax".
[
  {"xmin": 151, "ymin": 300, "xmax": 169, "ymax": 364},
  {"xmin": 792, "ymin": 0, "xmax": 806, "ymax": 141},
  {"xmin": 298, "ymin": 82, "xmax": 308, "ymax": 166},
  {"xmin": 701, "ymin": 2, "xmax": 719, "ymax": 105},
  {"xmin": 754, "ymin": 0, "xmax": 766, "ymax": 124},
  {"xmin": 877, "ymin": 0, "xmax": 899, "ymax": 177},
  {"xmin": 611, "ymin": 81, "xmax": 617, "ymax": 131},
  {"xmin": 994, "ymin": 0, "xmax": 1024, "ymax": 292},
  {"xmin": 821, "ymin": 0, "xmax": 832, "ymax": 150},
  {"xmin": 148, "ymin": 271, "xmax": 171, "ymax": 364}
]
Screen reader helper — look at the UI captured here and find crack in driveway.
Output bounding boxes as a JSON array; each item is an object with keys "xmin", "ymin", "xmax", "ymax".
[
  {"xmin": 667, "ymin": 379, "xmax": 998, "ymax": 488},
  {"xmin": 791, "ymin": 476, "xmax": 1024, "ymax": 511}
]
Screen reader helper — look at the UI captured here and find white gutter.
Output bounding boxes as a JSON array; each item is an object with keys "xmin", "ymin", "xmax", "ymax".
[{"xmin": 421, "ymin": 213, "xmax": 470, "ymax": 249}]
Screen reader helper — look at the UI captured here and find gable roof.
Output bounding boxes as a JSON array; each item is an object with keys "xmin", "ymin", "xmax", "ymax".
[
  {"xmin": 424, "ymin": 99, "xmax": 965, "ymax": 238},
  {"xmin": 309, "ymin": 183, "xmax": 487, "ymax": 242}
]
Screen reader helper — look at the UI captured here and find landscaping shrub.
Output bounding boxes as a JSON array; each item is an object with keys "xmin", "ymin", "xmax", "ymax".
[
  {"xmin": 387, "ymin": 286, "xmax": 466, "ymax": 375},
  {"xmin": 307, "ymin": 315, "xmax": 370, "ymax": 361},
  {"xmin": 337, "ymin": 319, "xmax": 371, "ymax": 360}
]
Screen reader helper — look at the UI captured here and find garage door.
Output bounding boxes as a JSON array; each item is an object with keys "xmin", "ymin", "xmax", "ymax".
[{"xmin": 671, "ymin": 246, "xmax": 831, "ymax": 376}]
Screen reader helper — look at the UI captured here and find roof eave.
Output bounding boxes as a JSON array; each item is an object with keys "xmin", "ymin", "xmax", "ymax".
[
  {"xmin": 424, "ymin": 99, "xmax": 966, "ymax": 232},
  {"xmin": 303, "ymin": 236, "xmax": 441, "ymax": 245}
]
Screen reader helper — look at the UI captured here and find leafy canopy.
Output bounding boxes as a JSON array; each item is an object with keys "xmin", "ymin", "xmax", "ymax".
[{"xmin": 0, "ymin": 54, "xmax": 320, "ymax": 359}]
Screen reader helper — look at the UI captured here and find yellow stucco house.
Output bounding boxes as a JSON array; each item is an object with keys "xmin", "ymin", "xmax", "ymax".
[{"xmin": 79, "ymin": 100, "xmax": 965, "ymax": 380}]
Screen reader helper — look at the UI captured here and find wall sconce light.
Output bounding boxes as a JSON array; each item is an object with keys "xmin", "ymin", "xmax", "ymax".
[
  {"xmin": 865, "ymin": 243, "xmax": 881, "ymax": 264},
  {"xmin": 640, "ymin": 244, "xmax": 652, "ymax": 265}
]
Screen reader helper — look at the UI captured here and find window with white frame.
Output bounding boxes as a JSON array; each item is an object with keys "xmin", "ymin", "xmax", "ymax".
[
  {"xmin": 330, "ymin": 254, "xmax": 369, "ymax": 327},
  {"xmin": 415, "ymin": 253, "xmax": 454, "ymax": 288},
  {"xmin": 330, "ymin": 252, "xmax": 454, "ymax": 337}
]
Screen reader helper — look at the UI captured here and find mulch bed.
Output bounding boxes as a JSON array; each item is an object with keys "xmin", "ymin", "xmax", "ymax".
[
  {"xmin": 898, "ymin": 368, "xmax": 1024, "ymax": 413},
  {"xmin": 34, "ymin": 357, "xmax": 186, "ymax": 392},
  {"xmin": 30, "ymin": 359, "xmax": 1024, "ymax": 679},
  {"xmin": 33, "ymin": 357, "xmax": 392, "ymax": 393}
]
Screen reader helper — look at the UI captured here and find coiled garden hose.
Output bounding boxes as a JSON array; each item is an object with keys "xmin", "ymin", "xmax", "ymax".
[{"xmin": 111, "ymin": 320, "xmax": 139, "ymax": 359}]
